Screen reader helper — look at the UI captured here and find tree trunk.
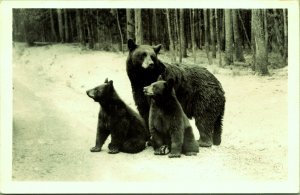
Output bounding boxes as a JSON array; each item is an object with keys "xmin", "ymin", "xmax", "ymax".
[
  {"xmin": 134, "ymin": 9, "xmax": 143, "ymax": 44},
  {"xmin": 57, "ymin": 9, "xmax": 64, "ymax": 42},
  {"xmin": 96, "ymin": 10, "xmax": 101, "ymax": 44},
  {"xmin": 283, "ymin": 9, "xmax": 288, "ymax": 64},
  {"xmin": 232, "ymin": 9, "xmax": 245, "ymax": 62},
  {"xmin": 204, "ymin": 9, "xmax": 212, "ymax": 64},
  {"xmin": 263, "ymin": 10, "xmax": 268, "ymax": 61},
  {"xmin": 115, "ymin": 9, "xmax": 124, "ymax": 53},
  {"xmin": 126, "ymin": 9, "xmax": 135, "ymax": 41},
  {"xmin": 147, "ymin": 9, "xmax": 152, "ymax": 45},
  {"xmin": 252, "ymin": 9, "xmax": 269, "ymax": 75},
  {"xmin": 76, "ymin": 10, "xmax": 84, "ymax": 44},
  {"xmin": 215, "ymin": 9, "xmax": 222, "ymax": 66},
  {"xmin": 220, "ymin": 10, "xmax": 225, "ymax": 51},
  {"xmin": 238, "ymin": 10, "xmax": 252, "ymax": 51},
  {"xmin": 166, "ymin": 9, "xmax": 176, "ymax": 63},
  {"xmin": 198, "ymin": 9, "xmax": 202, "ymax": 49},
  {"xmin": 84, "ymin": 10, "xmax": 94, "ymax": 49},
  {"xmin": 49, "ymin": 9, "xmax": 57, "ymax": 42},
  {"xmin": 152, "ymin": 9, "xmax": 158, "ymax": 45},
  {"xmin": 179, "ymin": 9, "xmax": 187, "ymax": 58},
  {"xmin": 68, "ymin": 13, "xmax": 74, "ymax": 42},
  {"xmin": 273, "ymin": 9, "xmax": 283, "ymax": 56},
  {"xmin": 184, "ymin": 10, "xmax": 190, "ymax": 50},
  {"xmin": 251, "ymin": 10, "xmax": 256, "ymax": 70},
  {"xmin": 175, "ymin": 9, "xmax": 182, "ymax": 63},
  {"xmin": 190, "ymin": 9, "xmax": 196, "ymax": 64},
  {"xmin": 64, "ymin": 9, "xmax": 69, "ymax": 42},
  {"xmin": 210, "ymin": 9, "xmax": 216, "ymax": 58},
  {"xmin": 224, "ymin": 9, "xmax": 233, "ymax": 65}
]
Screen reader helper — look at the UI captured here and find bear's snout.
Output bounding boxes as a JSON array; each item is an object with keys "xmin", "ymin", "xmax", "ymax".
[
  {"xmin": 143, "ymin": 87, "xmax": 147, "ymax": 93},
  {"xmin": 143, "ymin": 86, "xmax": 153, "ymax": 96},
  {"xmin": 142, "ymin": 55, "xmax": 154, "ymax": 69},
  {"xmin": 86, "ymin": 89, "xmax": 95, "ymax": 99}
]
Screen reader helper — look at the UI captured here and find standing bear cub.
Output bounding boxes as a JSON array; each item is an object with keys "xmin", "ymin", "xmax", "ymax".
[
  {"xmin": 86, "ymin": 78, "xmax": 148, "ymax": 154},
  {"xmin": 126, "ymin": 39, "xmax": 225, "ymax": 147},
  {"xmin": 144, "ymin": 77, "xmax": 199, "ymax": 158}
]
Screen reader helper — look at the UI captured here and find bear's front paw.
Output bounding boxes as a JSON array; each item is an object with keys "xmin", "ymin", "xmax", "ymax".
[
  {"xmin": 90, "ymin": 146, "xmax": 101, "ymax": 152},
  {"xmin": 185, "ymin": 152, "xmax": 197, "ymax": 156},
  {"xmin": 198, "ymin": 139, "xmax": 213, "ymax": 147},
  {"xmin": 154, "ymin": 145, "xmax": 170, "ymax": 155},
  {"xmin": 108, "ymin": 144, "xmax": 119, "ymax": 154},
  {"xmin": 168, "ymin": 153, "xmax": 181, "ymax": 158},
  {"xmin": 108, "ymin": 148, "xmax": 119, "ymax": 154}
]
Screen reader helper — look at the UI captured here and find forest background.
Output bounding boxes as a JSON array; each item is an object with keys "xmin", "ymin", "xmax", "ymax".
[{"xmin": 13, "ymin": 8, "xmax": 288, "ymax": 74}]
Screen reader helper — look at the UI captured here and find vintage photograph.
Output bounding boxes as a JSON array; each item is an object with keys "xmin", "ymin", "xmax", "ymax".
[{"xmin": 0, "ymin": 1, "xmax": 299, "ymax": 193}]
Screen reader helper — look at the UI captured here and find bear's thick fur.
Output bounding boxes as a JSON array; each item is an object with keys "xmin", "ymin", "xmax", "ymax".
[
  {"xmin": 86, "ymin": 78, "xmax": 148, "ymax": 154},
  {"xmin": 126, "ymin": 39, "xmax": 225, "ymax": 147},
  {"xmin": 144, "ymin": 78, "xmax": 199, "ymax": 158}
]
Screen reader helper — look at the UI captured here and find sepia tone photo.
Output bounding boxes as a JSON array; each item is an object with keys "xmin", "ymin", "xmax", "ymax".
[{"xmin": 0, "ymin": 1, "xmax": 299, "ymax": 193}]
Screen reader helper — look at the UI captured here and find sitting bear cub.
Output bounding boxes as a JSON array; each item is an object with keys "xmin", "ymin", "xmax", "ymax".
[
  {"xmin": 86, "ymin": 78, "xmax": 148, "ymax": 154},
  {"xmin": 143, "ymin": 77, "xmax": 199, "ymax": 158}
]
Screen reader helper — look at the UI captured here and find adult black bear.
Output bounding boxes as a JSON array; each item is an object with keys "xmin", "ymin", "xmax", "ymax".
[
  {"xmin": 86, "ymin": 78, "xmax": 148, "ymax": 154},
  {"xmin": 144, "ymin": 78, "xmax": 199, "ymax": 158},
  {"xmin": 126, "ymin": 39, "xmax": 225, "ymax": 147}
]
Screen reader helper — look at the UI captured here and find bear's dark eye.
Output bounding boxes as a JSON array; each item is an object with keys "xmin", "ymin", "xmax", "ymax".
[{"xmin": 142, "ymin": 52, "xmax": 147, "ymax": 57}]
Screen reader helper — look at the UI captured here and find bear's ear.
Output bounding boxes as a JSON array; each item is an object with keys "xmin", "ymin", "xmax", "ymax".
[
  {"xmin": 166, "ymin": 78, "xmax": 174, "ymax": 89},
  {"xmin": 128, "ymin": 39, "xmax": 137, "ymax": 51},
  {"xmin": 104, "ymin": 78, "xmax": 109, "ymax": 83},
  {"xmin": 153, "ymin": 44, "xmax": 162, "ymax": 54}
]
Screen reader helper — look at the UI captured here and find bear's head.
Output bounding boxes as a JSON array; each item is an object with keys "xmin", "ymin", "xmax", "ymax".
[
  {"xmin": 86, "ymin": 78, "xmax": 114, "ymax": 102},
  {"xmin": 143, "ymin": 76, "xmax": 175, "ymax": 100},
  {"xmin": 127, "ymin": 39, "xmax": 162, "ymax": 69}
]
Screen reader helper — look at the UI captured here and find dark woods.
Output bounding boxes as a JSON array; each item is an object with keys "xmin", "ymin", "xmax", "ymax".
[{"xmin": 13, "ymin": 9, "xmax": 288, "ymax": 75}]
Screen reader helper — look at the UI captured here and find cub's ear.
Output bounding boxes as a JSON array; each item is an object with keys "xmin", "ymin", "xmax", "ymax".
[
  {"xmin": 166, "ymin": 78, "xmax": 174, "ymax": 89},
  {"xmin": 108, "ymin": 80, "xmax": 113, "ymax": 86},
  {"xmin": 153, "ymin": 44, "xmax": 162, "ymax": 54},
  {"xmin": 104, "ymin": 78, "xmax": 109, "ymax": 83},
  {"xmin": 128, "ymin": 39, "xmax": 137, "ymax": 51},
  {"xmin": 157, "ymin": 75, "xmax": 163, "ymax": 81}
]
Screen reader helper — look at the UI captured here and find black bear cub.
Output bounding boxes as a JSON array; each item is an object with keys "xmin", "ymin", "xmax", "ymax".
[
  {"xmin": 86, "ymin": 78, "xmax": 148, "ymax": 154},
  {"xmin": 143, "ymin": 77, "xmax": 199, "ymax": 158}
]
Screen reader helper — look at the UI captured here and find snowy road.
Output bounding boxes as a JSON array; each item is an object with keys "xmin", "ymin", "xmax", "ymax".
[{"xmin": 12, "ymin": 43, "xmax": 288, "ymax": 189}]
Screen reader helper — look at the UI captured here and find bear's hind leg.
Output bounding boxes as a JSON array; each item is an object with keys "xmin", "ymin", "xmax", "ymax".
[
  {"xmin": 121, "ymin": 137, "xmax": 146, "ymax": 153},
  {"xmin": 213, "ymin": 113, "xmax": 223, "ymax": 145},
  {"xmin": 151, "ymin": 131, "xmax": 167, "ymax": 155},
  {"xmin": 90, "ymin": 125, "xmax": 110, "ymax": 152},
  {"xmin": 195, "ymin": 117, "xmax": 213, "ymax": 147},
  {"xmin": 169, "ymin": 130, "xmax": 184, "ymax": 158},
  {"xmin": 182, "ymin": 126, "xmax": 199, "ymax": 155}
]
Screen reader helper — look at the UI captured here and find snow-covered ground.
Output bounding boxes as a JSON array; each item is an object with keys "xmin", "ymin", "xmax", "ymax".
[{"xmin": 11, "ymin": 43, "xmax": 289, "ymax": 191}]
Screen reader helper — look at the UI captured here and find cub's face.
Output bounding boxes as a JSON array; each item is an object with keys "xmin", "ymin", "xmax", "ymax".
[
  {"xmin": 143, "ymin": 78, "xmax": 174, "ymax": 98},
  {"xmin": 86, "ymin": 78, "xmax": 113, "ymax": 102},
  {"xmin": 143, "ymin": 80, "xmax": 166, "ymax": 97},
  {"xmin": 127, "ymin": 39, "xmax": 161, "ymax": 69}
]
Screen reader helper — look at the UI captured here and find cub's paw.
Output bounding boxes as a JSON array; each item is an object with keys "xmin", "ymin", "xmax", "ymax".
[
  {"xmin": 154, "ymin": 145, "xmax": 170, "ymax": 155},
  {"xmin": 185, "ymin": 152, "xmax": 197, "ymax": 156},
  {"xmin": 90, "ymin": 146, "xmax": 101, "ymax": 152},
  {"xmin": 168, "ymin": 153, "xmax": 181, "ymax": 158}
]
